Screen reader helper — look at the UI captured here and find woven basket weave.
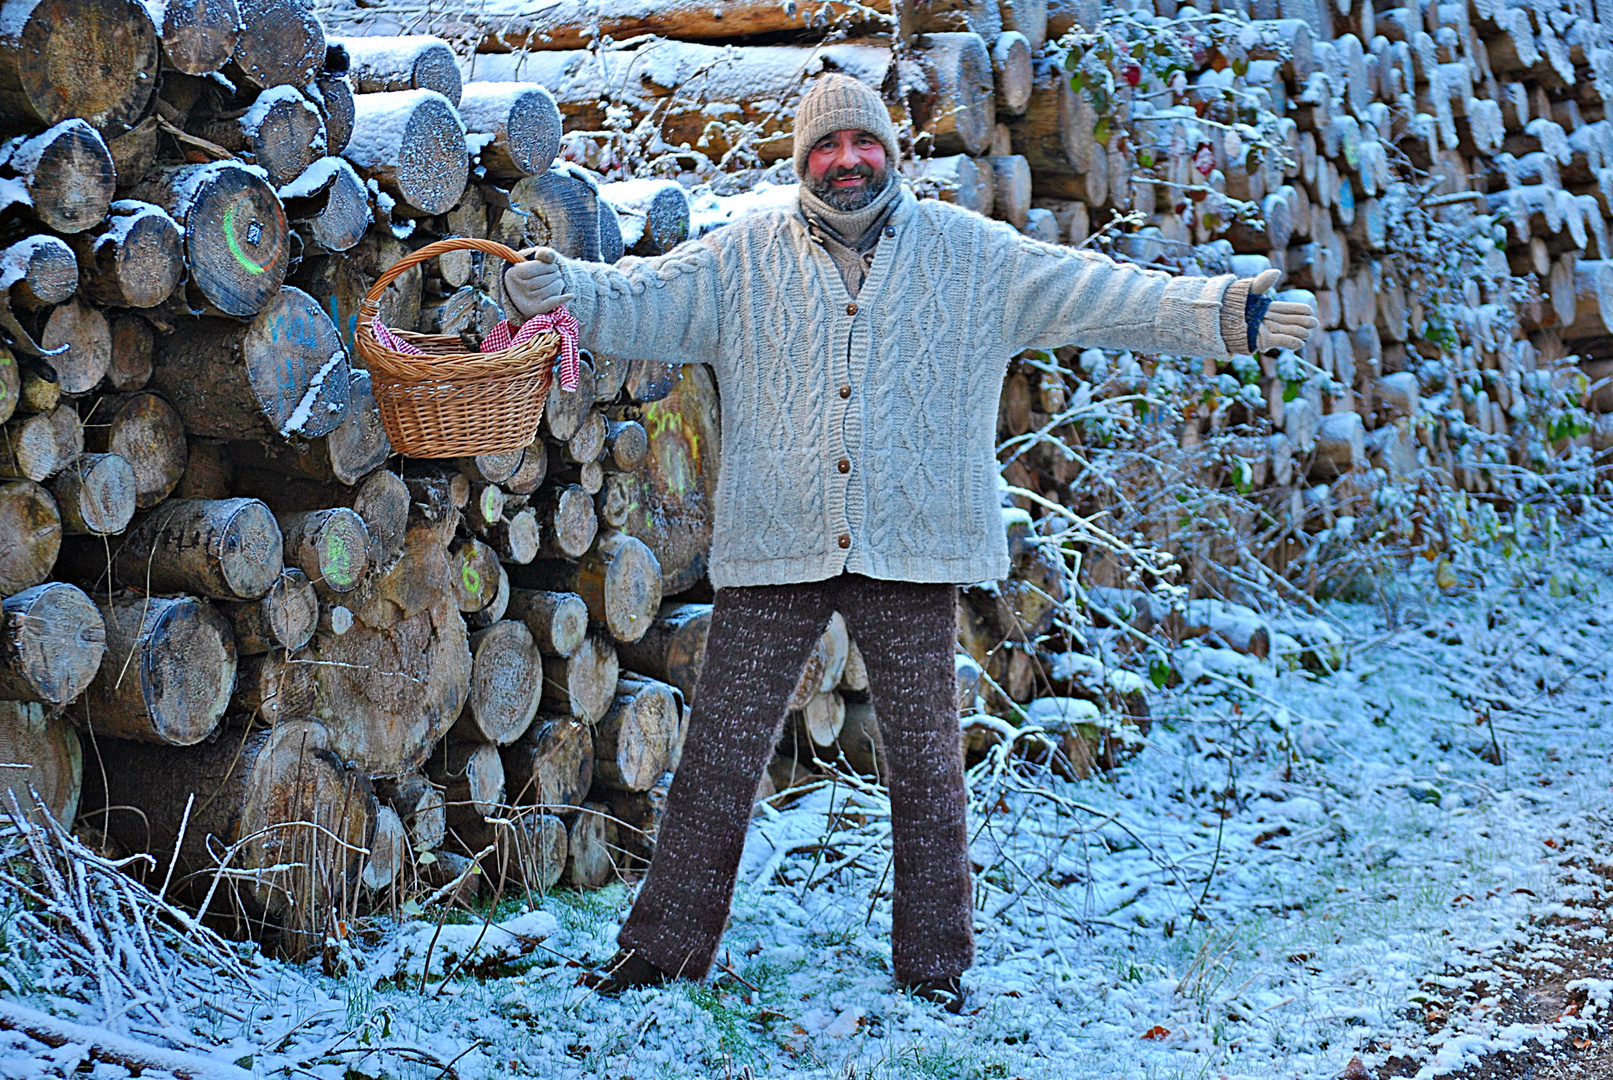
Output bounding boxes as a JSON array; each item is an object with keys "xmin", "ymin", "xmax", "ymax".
[{"xmin": 355, "ymin": 237, "xmax": 556, "ymax": 458}]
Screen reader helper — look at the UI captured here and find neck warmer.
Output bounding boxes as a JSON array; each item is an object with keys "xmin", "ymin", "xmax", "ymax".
[{"xmin": 798, "ymin": 172, "xmax": 901, "ymax": 247}]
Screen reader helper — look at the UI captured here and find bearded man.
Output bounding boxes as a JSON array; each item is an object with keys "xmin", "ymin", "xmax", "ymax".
[{"xmin": 505, "ymin": 73, "xmax": 1316, "ymax": 1011}]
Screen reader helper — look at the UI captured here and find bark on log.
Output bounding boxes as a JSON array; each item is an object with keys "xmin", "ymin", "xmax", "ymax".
[
  {"xmin": 157, "ymin": 0, "xmax": 241, "ymax": 76},
  {"xmin": 315, "ymin": 71, "xmax": 356, "ymax": 155},
  {"xmin": 132, "ymin": 161, "xmax": 290, "ymax": 316},
  {"xmin": 438, "ymin": 0, "xmax": 890, "ymax": 51},
  {"xmin": 230, "ymin": 0, "xmax": 325, "ymax": 90},
  {"xmin": 911, "ymin": 33, "xmax": 997, "ymax": 156},
  {"xmin": 0, "ymin": 582, "xmax": 104, "ymax": 707},
  {"xmin": 486, "ymin": 506, "xmax": 540, "ymax": 564},
  {"xmin": 38, "ymin": 299, "xmax": 111, "ymax": 394},
  {"xmin": 0, "ymin": 701, "xmax": 80, "ymax": 825},
  {"xmin": 0, "ymin": 480, "xmax": 60, "ymax": 595},
  {"xmin": 335, "ymin": 35, "xmax": 462, "ymax": 104},
  {"xmin": 539, "ymin": 630, "xmax": 617, "ymax": 722},
  {"xmin": 218, "ymin": 567, "xmax": 318, "ymax": 655},
  {"xmin": 615, "ymin": 601, "xmax": 711, "ymax": 704},
  {"xmin": 74, "ymin": 593, "xmax": 234, "ymax": 746},
  {"xmin": 506, "ymin": 588, "xmax": 588, "ymax": 658},
  {"xmin": 277, "ymin": 507, "xmax": 370, "ymax": 595},
  {"xmin": 150, "ymin": 285, "xmax": 350, "ymax": 442},
  {"xmin": 592, "ymin": 673, "xmax": 679, "ymax": 792},
  {"xmin": 224, "ymin": 368, "xmax": 390, "ymax": 488},
  {"xmin": 449, "ymin": 620, "xmax": 543, "ymax": 746},
  {"xmin": 310, "ymin": 526, "xmax": 471, "ymax": 776},
  {"xmin": 992, "ymin": 31, "xmax": 1034, "ymax": 116},
  {"xmin": 615, "ymin": 363, "xmax": 719, "ymax": 594},
  {"xmin": 458, "ymin": 82, "xmax": 562, "ymax": 181},
  {"xmin": 343, "ymin": 89, "xmax": 468, "ymax": 217},
  {"xmin": 564, "ymin": 410, "xmax": 606, "ymax": 465},
  {"xmin": 88, "ymin": 719, "xmax": 372, "ymax": 955},
  {"xmin": 533, "ymin": 482, "xmax": 597, "ymax": 559},
  {"xmin": 67, "ymin": 201, "xmax": 184, "ymax": 309},
  {"xmin": 0, "ymin": 0, "xmax": 159, "ymax": 133},
  {"xmin": 602, "ymin": 420, "xmax": 647, "ymax": 472},
  {"xmin": 81, "ymin": 391, "xmax": 186, "ymax": 509},
  {"xmin": 0, "ymin": 236, "xmax": 77, "ymax": 311},
  {"xmin": 47, "ymin": 452, "xmax": 136, "ymax": 536},
  {"xmin": 502, "ymin": 714, "xmax": 592, "ymax": 813},
  {"xmin": 113, "ymin": 498, "xmax": 284, "ymax": 601},
  {"xmin": 987, "ymin": 153, "xmax": 1032, "ymax": 226},
  {"xmin": 597, "ymin": 179, "xmax": 690, "ymax": 256}
]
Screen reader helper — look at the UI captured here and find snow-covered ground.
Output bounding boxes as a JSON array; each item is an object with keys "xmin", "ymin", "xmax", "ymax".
[{"xmin": 6, "ymin": 532, "xmax": 1613, "ymax": 1080}]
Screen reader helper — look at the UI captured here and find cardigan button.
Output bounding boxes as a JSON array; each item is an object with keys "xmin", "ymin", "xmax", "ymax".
[
  {"xmin": 846, "ymin": 302, "xmax": 857, "ymax": 315},
  {"xmin": 839, "ymin": 385, "xmax": 851, "ymax": 399},
  {"xmin": 884, "ymin": 226, "xmax": 896, "ymax": 237},
  {"xmin": 837, "ymin": 534, "xmax": 851, "ymax": 549},
  {"xmin": 837, "ymin": 458, "xmax": 850, "ymax": 473}
]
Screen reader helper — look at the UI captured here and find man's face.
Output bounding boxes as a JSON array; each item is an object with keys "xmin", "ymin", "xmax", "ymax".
[{"xmin": 804, "ymin": 129, "xmax": 890, "ymax": 211}]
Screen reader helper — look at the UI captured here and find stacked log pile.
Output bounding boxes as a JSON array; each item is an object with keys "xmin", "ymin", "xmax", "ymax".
[
  {"xmin": 321, "ymin": 0, "xmax": 1613, "ymax": 761},
  {"xmin": 0, "ymin": 0, "xmax": 729, "ymax": 954},
  {"xmin": 7, "ymin": 0, "xmax": 1613, "ymax": 951}
]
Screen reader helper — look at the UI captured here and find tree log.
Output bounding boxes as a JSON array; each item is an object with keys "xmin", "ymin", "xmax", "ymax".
[
  {"xmin": 157, "ymin": 0, "xmax": 240, "ymax": 76},
  {"xmin": 602, "ymin": 420, "xmax": 647, "ymax": 473},
  {"xmin": 596, "ymin": 179, "xmax": 690, "ymax": 256},
  {"xmin": 426, "ymin": 739, "xmax": 504, "ymax": 844},
  {"xmin": 283, "ymin": 157, "xmax": 372, "ymax": 254},
  {"xmin": 505, "ymin": 588, "xmax": 588, "ymax": 658},
  {"xmin": 335, "ymin": 35, "xmax": 461, "ymax": 103},
  {"xmin": 502, "ymin": 714, "xmax": 592, "ymax": 813},
  {"xmin": 132, "ymin": 161, "xmax": 289, "ymax": 316},
  {"xmin": 87, "ymin": 719, "xmax": 372, "ymax": 955},
  {"xmin": 0, "ymin": 236, "xmax": 76, "ymax": 311},
  {"xmin": 47, "ymin": 452, "xmax": 135, "ymax": 535},
  {"xmin": 113, "ymin": 498, "xmax": 284, "ymax": 600},
  {"xmin": 0, "ymin": 582, "xmax": 104, "ymax": 707},
  {"xmin": 343, "ymin": 89, "xmax": 468, "ymax": 217},
  {"xmin": 987, "ymin": 153, "xmax": 1032, "ymax": 226},
  {"xmin": 563, "ymin": 803, "xmax": 613, "ymax": 888},
  {"xmin": 193, "ymin": 85, "xmax": 327, "ymax": 189},
  {"xmin": 151, "ymin": 285, "xmax": 349, "ymax": 442},
  {"xmin": 593, "ymin": 674, "xmax": 678, "ymax": 792},
  {"xmin": 0, "ymin": 408, "xmax": 74, "ymax": 481},
  {"xmin": 903, "ymin": 153, "xmax": 993, "ymax": 215},
  {"xmin": 277, "ymin": 507, "xmax": 369, "ymax": 595},
  {"xmin": 67, "ymin": 201, "xmax": 183, "ymax": 310},
  {"xmin": 992, "ymin": 31, "xmax": 1033, "ymax": 116},
  {"xmin": 374, "ymin": 771, "xmax": 445, "ymax": 851},
  {"xmin": 0, "ymin": 0, "xmax": 159, "ymax": 133},
  {"xmin": 559, "ymin": 530, "xmax": 661, "ymax": 644},
  {"xmin": 615, "ymin": 363, "xmax": 719, "ymax": 594},
  {"xmin": 486, "ymin": 506, "xmax": 541, "ymax": 565},
  {"xmin": 532, "ymin": 482, "xmax": 597, "ymax": 559},
  {"xmin": 788, "ymin": 610, "xmax": 850, "ymax": 710},
  {"xmin": 75, "ymin": 593, "xmax": 234, "ymax": 745},
  {"xmin": 507, "ymin": 167, "xmax": 599, "ymax": 261},
  {"xmin": 361, "ymin": 804, "xmax": 407, "ymax": 891},
  {"xmin": 230, "ymin": 0, "xmax": 325, "ymax": 90},
  {"xmin": 311, "ymin": 526, "xmax": 471, "ymax": 776},
  {"xmin": 457, "ymin": 81, "xmax": 564, "ymax": 184},
  {"xmin": 435, "ymin": 0, "xmax": 889, "ymax": 51},
  {"xmin": 38, "ymin": 299, "xmax": 110, "ymax": 394},
  {"xmin": 449, "ymin": 620, "xmax": 543, "ymax": 746},
  {"xmin": 448, "ymin": 536, "xmax": 501, "ymax": 613},
  {"xmin": 0, "ymin": 701, "xmax": 80, "ymax": 825},
  {"xmin": 81, "ymin": 391, "xmax": 186, "ymax": 509},
  {"xmin": 616, "ymin": 601, "xmax": 711, "ymax": 705},
  {"xmin": 230, "ymin": 648, "xmax": 315, "ymax": 724},
  {"xmin": 794, "ymin": 689, "xmax": 846, "ymax": 749},
  {"xmin": 218, "ymin": 567, "xmax": 318, "ymax": 655},
  {"xmin": 540, "ymin": 630, "xmax": 617, "ymax": 722},
  {"xmin": 0, "ymin": 480, "xmax": 59, "ymax": 594}
]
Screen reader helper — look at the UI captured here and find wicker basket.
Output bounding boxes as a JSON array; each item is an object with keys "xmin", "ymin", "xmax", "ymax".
[{"xmin": 355, "ymin": 237, "xmax": 558, "ymax": 458}]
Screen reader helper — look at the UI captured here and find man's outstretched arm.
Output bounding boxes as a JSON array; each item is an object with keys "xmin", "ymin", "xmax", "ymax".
[
  {"xmin": 503, "ymin": 242, "xmax": 722, "ymax": 365},
  {"xmin": 1001, "ymin": 236, "xmax": 1315, "ymax": 358}
]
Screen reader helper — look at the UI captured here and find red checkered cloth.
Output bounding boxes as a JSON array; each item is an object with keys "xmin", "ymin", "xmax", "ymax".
[{"xmin": 370, "ymin": 307, "xmax": 581, "ymax": 392}]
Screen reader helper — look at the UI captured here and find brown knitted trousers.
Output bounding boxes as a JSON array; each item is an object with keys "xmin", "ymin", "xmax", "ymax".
[{"xmin": 616, "ymin": 573, "xmax": 974, "ymax": 984}]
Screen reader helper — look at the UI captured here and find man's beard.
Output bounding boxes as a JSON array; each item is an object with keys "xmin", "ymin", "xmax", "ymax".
[{"xmin": 804, "ymin": 161, "xmax": 891, "ymax": 211}]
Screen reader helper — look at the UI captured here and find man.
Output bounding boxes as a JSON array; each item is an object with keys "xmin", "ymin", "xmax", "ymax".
[{"xmin": 506, "ymin": 74, "xmax": 1316, "ymax": 1010}]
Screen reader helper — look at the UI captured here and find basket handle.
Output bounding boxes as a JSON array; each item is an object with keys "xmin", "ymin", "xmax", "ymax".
[{"xmin": 360, "ymin": 237, "xmax": 527, "ymax": 313}]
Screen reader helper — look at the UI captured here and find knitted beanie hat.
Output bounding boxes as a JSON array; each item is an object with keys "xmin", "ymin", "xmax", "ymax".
[{"xmin": 792, "ymin": 73, "xmax": 901, "ymax": 180}]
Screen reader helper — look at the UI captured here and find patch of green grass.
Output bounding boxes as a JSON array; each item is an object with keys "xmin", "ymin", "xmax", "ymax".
[{"xmin": 684, "ymin": 982, "xmax": 759, "ymax": 1065}]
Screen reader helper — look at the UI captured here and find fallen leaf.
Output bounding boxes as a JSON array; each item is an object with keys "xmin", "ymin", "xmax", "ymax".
[
  {"xmin": 1141, "ymin": 1025, "xmax": 1170, "ymax": 1040},
  {"xmin": 1574, "ymin": 1037, "xmax": 1593, "ymax": 1049},
  {"xmin": 1338, "ymin": 1054, "xmax": 1372, "ymax": 1080}
]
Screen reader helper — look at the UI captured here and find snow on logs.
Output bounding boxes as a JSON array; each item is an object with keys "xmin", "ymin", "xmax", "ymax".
[
  {"xmin": 343, "ymin": 89, "xmax": 468, "ymax": 217},
  {"xmin": 0, "ymin": 0, "xmax": 160, "ymax": 132}
]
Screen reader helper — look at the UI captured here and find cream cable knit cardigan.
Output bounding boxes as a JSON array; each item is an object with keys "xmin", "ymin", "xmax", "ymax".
[{"xmin": 556, "ymin": 186, "xmax": 1237, "ymax": 588}]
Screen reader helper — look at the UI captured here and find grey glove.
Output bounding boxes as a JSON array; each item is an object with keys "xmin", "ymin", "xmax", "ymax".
[
  {"xmin": 502, "ymin": 247, "xmax": 575, "ymax": 321},
  {"xmin": 1245, "ymin": 268, "xmax": 1318, "ymax": 353}
]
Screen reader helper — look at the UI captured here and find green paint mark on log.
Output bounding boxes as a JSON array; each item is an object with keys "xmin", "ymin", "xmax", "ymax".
[
  {"xmin": 461, "ymin": 561, "xmax": 482, "ymax": 597},
  {"xmin": 224, "ymin": 204, "xmax": 267, "ymax": 276},
  {"xmin": 324, "ymin": 529, "xmax": 360, "ymax": 588}
]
